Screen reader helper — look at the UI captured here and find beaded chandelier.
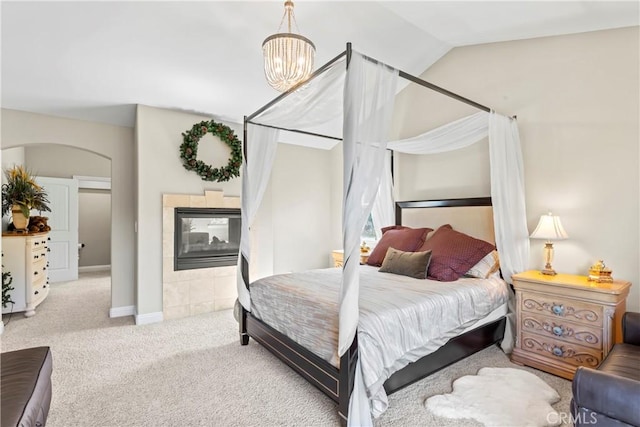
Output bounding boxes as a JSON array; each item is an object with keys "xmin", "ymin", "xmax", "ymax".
[{"xmin": 262, "ymin": 0, "xmax": 315, "ymax": 92}]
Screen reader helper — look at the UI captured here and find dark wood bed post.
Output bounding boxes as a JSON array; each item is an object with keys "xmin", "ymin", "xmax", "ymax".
[
  {"xmin": 338, "ymin": 337, "xmax": 358, "ymax": 423},
  {"xmin": 337, "ymin": 41, "xmax": 358, "ymax": 426},
  {"xmin": 239, "ymin": 115, "xmax": 250, "ymax": 346}
]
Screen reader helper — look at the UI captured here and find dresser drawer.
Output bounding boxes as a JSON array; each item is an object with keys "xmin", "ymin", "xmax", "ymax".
[
  {"xmin": 520, "ymin": 292, "xmax": 603, "ymax": 327},
  {"xmin": 32, "ymin": 273, "xmax": 47, "ymax": 289},
  {"xmin": 31, "ymin": 260, "xmax": 47, "ymax": 281},
  {"xmin": 520, "ymin": 331, "xmax": 602, "ymax": 369},
  {"xmin": 30, "ymin": 283, "xmax": 49, "ymax": 306},
  {"xmin": 31, "ymin": 248, "xmax": 47, "ymax": 262},
  {"xmin": 29, "ymin": 237, "xmax": 48, "ymax": 251},
  {"xmin": 521, "ymin": 313, "xmax": 603, "ymax": 349}
]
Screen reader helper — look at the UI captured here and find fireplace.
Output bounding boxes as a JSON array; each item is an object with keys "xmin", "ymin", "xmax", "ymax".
[{"xmin": 174, "ymin": 207, "xmax": 241, "ymax": 271}]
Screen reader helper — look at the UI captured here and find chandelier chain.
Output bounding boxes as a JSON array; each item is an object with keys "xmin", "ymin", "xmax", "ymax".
[{"xmin": 276, "ymin": 0, "xmax": 301, "ymax": 34}]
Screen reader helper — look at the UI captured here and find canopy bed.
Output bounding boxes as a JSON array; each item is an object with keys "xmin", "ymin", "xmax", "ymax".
[{"xmin": 237, "ymin": 43, "xmax": 529, "ymax": 426}]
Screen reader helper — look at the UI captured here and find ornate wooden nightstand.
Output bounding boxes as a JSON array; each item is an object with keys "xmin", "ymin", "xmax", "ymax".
[
  {"xmin": 511, "ymin": 270, "xmax": 631, "ymax": 380},
  {"xmin": 331, "ymin": 250, "xmax": 369, "ymax": 267}
]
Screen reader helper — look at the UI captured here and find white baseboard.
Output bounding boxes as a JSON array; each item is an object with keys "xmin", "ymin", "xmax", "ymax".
[
  {"xmin": 79, "ymin": 265, "xmax": 111, "ymax": 273},
  {"xmin": 109, "ymin": 305, "xmax": 135, "ymax": 318},
  {"xmin": 135, "ymin": 311, "xmax": 164, "ymax": 325}
]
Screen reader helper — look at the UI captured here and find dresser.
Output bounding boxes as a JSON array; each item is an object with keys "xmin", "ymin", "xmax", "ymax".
[
  {"xmin": 2, "ymin": 232, "xmax": 50, "ymax": 317},
  {"xmin": 511, "ymin": 270, "xmax": 631, "ymax": 380},
  {"xmin": 331, "ymin": 250, "xmax": 370, "ymax": 267}
]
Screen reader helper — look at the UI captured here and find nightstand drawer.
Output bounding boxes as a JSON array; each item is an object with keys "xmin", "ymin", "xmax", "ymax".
[
  {"xmin": 520, "ymin": 331, "xmax": 602, "ymax": 369},
  {"xmin": 521, "ymin": 292, "xmax": 603, "ymax": 327},
  {"xmin": 521, "ymin": 313, "xmax": 603, "ymax": 349}
]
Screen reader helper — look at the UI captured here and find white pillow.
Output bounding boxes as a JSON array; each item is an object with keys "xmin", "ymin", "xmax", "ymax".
[{"xmin": 466, "ymin": 250, "xmax": 500, "ymax": 279}]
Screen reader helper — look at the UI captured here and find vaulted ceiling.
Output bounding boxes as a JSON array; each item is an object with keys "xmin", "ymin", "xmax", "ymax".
[{"xmin": 2, "ymin": 1, "xmax": 638, "ymax": 128}]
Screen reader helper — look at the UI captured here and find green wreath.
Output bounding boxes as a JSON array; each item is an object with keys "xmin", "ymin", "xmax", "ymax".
[{"xmin": 179, "ymin": 120, "xmax": 243, "ymax": 182}]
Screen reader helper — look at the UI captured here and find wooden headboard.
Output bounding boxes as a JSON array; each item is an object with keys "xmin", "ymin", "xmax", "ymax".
[{"xmin": 395, "ymin": 197, "xmax": 495, "ymax": 244}]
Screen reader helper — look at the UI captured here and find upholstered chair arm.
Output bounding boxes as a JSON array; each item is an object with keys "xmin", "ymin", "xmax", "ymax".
[
  {"xmin": 622, "ymin": 312, "xmax": 640, "ymax": 345},
  {"xmin": 572, "ymin": 367, "xmax": 640, "ymax": 426}
]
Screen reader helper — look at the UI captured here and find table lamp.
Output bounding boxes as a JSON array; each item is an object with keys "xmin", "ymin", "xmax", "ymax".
[{"xmin": 530, "ymin": 212, "xmax": 568, "ymax": 275}]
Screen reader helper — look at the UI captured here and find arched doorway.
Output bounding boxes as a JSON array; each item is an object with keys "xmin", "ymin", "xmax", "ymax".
[
  {"xmin": 1, "ymin": 109, "xmax": 136, "ymax": 317},
  {"xmin": 2, "ymin": 144, "xmax": 112, "ymax": 312}
]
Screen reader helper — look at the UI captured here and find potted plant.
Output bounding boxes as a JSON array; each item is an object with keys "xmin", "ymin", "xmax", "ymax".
[{"xmin": 1, "ymin": 165, "xmax": 51, "ymax": 230}]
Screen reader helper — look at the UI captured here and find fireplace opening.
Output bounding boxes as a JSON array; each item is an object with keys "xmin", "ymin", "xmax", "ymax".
[{"xmin": 174, "ymin": 207, "xmax": 240, "ymax": 271}]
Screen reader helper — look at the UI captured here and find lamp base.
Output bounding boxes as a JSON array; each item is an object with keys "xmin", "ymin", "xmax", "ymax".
[{"xmin": 541, "ymin": 242, "xmax": 557, "ymax": 276}]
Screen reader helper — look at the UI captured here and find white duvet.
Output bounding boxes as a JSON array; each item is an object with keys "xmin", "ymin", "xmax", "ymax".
[{"xmin": 250, "ymin": 265, "xmax": 509, "ymax": 417}]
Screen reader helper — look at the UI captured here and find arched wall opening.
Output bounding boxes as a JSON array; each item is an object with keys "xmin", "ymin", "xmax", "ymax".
[{"xmin": 1, "ymin": 109, "xmax": 136, "ymax": 316}]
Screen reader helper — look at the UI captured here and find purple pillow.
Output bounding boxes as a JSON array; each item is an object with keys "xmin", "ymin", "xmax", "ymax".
[
  {"xmin": 419, "ymin": 224, "xmax": 495, "ymax": 281},
  {"xmin": 380, "ymin": 225, "xmax": 408, "ymax": 234},
  {"xmin": 367, "ymin": 227, "xmax": 431, "ymax": 267}
]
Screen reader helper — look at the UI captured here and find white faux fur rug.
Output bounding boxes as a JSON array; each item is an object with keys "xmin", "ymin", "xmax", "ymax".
[{"xmin": 425, "ymin": 367, "xmax": 561, "ymax": 427}]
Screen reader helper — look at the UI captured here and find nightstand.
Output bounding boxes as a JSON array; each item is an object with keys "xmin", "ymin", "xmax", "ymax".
[
  {"xmin": 511, "ymin": 270, "xmax": 631, "ymax": 380},
  {"xmin": 331, "ymin": 250, "xmax": 369, "ymax": 267}
]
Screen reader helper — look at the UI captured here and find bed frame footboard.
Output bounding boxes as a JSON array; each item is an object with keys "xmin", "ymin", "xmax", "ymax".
[
  {"xmin": 245, "ymin": 312, "xmax": 342, "ymax": 402},
  {"xmin": 242, "ymin": 309, "xmax": 505, "ymax": 424},
  {"xmin": 383, "ymin": 317, "xmax": 506, "ymax": 394}
]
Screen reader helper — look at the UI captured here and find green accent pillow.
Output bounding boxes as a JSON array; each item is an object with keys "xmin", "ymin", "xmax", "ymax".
[{"xmin": 378, "ymin": 247, "xmax": 432, "ymax": 280}]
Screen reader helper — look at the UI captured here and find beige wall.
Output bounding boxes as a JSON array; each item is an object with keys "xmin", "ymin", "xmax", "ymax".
[
  {"xmin": 135, "ymin": 105, "xmax": 242, "ymax": 316},
  {"xmin": 392, "ymin": 27, "xmax": 639, "ymax": 311},
  {"xmin": 329, "ymin": 144, "xmax": 344, "ymax": 252},
  {"xmin": 270, "ymin": 143, "xmax": 334, "ymax": 273},
  {"xmin": 24, "ymin": 145, "xmax": 110, "ymax": 178},
  {"xmin": 1, "ymin": 147, "xmax": 25, "ymax": 170},
  {"xmin": 1, "ymin": 109, "xmax": 135, "ymax": 311}
]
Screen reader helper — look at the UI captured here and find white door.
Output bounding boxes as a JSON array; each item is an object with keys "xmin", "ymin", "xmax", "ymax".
[{"xmin": 35, "ymin": 177, "xmax": 79, "ymax": 282}]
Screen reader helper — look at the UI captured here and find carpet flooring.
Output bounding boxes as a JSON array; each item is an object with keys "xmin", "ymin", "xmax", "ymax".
[{"xmin": 1, "ymin": 272, "xmax": 572, "ymax": 426}]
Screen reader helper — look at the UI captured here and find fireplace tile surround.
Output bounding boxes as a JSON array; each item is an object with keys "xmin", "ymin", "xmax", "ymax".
[{"xmin": 162, "ymin": 190, "xmax": 239, "ymax": 320}]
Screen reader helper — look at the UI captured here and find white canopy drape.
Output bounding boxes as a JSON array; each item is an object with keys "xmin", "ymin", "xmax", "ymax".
[
  {"xmin": 341, "ymin": 53, "xmax": 399, "ymax": 426},
  {"xmin": 369, "ymin": 111, "xmax": 529, "ymax": 355},
  {"xmin": 370, "ymin": 151, "xmax": 394, "ymax": 240},
  {"xmin": 240, "ymin": 48, "xmax": 528, "ymax": 425},
  {"xmin": 369, "ymin": 110, "xmax": 529, "ymax": 285},
  {"xmin": 237, "ymin": 124, "xmax": 278, "ymax": 309}
]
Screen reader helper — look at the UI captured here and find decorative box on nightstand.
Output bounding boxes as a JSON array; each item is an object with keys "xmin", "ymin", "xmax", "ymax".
[
  {"xmin": 511, "ymin": 270, "xmax": 631, "ymax": 380},
  {"xmin": 331, "ymin": 250, "xmax": 370, "ymax": 267}
]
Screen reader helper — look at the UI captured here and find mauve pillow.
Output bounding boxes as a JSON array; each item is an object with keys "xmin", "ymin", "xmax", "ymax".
[
  {"xmin": 366, "ymin": 227, "xmax": 431, "ymax": 267},
  {"xmin": 419, "ymin": 224, "xmax": 495, "ymax": 281},
  {"xmin": 379, "ymin": 247, "xmax": 432, "ymax": 279},
  {"xmin": 380, "ymin": 225, "xmax": 407, "ymax": 234}
]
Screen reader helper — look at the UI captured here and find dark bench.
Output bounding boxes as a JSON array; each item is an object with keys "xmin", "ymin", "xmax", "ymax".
[
  {"xmin": 572, "ymin": 312, "xmax": 640, "ymax": 427},
  {"xmin": 1, "ymin": 346, "xmax": 53, "ymax": 427}
]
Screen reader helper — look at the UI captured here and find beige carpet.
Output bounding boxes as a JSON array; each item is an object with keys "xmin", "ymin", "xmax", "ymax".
[{"xmin": 1, "ymin": 272, "xmax": 572, "ymax": 426}]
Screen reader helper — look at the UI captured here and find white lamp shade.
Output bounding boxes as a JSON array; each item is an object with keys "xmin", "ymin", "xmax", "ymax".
[{"xmin": 530, "ymin": 213, "xmax": 568, "ymax": 240}]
